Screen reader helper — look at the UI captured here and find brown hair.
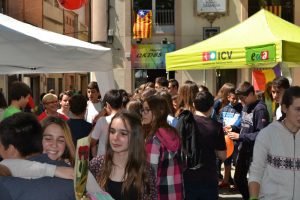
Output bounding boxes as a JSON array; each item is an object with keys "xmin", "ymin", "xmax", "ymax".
[
  {"xmin": 0, "ymin": 164, "xmax": 12, "ymax": 176},
  {"xmin": 41, "ymin": 116, "xmax": 76, "ymax": 166},
  {"xmin": 215, "ymin": 83, "xmax": 235, "ymax": 113},
  {"xmin": 176, "ymin": 81, "xmax": 199, "ymax": 116},
  {"xmin": 98, "ymin": 111, "xmax": 151, "ymax": 199},
  {"xmin": 144, "ymin": 95, "xmax": 178, "ymax": 138}
]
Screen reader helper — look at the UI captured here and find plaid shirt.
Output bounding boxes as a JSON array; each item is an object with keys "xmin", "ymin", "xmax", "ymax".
[{"xmin": 146, "ymin": 129, "xmax": 183, "ymax": 200}]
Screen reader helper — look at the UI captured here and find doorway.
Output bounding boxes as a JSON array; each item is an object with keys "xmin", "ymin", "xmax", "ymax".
[{"xmin": 134, "ymin": 69, "xmax": 175, "ymax": 89}]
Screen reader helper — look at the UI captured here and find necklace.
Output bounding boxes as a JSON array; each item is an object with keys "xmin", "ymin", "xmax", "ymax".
[{"xmin": 282, "ymin": 120, "xmax": 299, "ymax": 134}]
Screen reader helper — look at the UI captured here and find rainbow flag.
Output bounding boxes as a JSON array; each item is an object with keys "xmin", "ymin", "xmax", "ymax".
[
  {"xmin": 252, "ymin": 65, "xmax": 281, "ymax": 91},
  {"xmin": 133, "ymin": 10, "xmax": 152, "ymax": 39}
]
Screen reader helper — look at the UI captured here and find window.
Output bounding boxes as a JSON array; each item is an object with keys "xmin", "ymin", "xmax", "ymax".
[
  {"xmin": 133, "ymin": 0, "xmax": 174, "ymax": 27},
  {"xmin": 47, "ymin": 78, "xmax": 55, "ymax": 93}
]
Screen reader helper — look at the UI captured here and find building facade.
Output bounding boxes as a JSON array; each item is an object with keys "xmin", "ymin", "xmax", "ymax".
[{"xmin": 106, "ymin": 0, "xmax": 300, "ymax": 95}]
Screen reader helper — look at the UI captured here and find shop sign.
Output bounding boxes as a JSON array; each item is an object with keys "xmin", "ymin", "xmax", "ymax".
[
  {"xmin": 131, "ymin": 44, "xmax": 176, "ymax": 69},
  {"xmin": 197, "ymin": 0, "xmax": 227, "ymax": 14},
  {"xmin": 202, "ymin": 50, "xmax": 233, "ymax": 61}
]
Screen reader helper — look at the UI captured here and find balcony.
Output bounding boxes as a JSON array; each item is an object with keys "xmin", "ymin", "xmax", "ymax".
[{"xmin": 153, "ymin": 9, "xmax": 175, "ymax": 34}]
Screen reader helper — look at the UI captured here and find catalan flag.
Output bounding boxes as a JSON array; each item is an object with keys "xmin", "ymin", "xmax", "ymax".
[
  {"xmin": 133, "ymin": 10, "xmax": 152, "ymax": 39},
  {"xmin": 262, "ymin": 5, "xmax": 282, "ymax": 17}
]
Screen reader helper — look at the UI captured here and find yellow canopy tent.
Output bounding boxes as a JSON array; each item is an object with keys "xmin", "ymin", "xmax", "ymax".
[{"xmin": 166, "ymin": 9, "xmax": 300, "ymax": 71}]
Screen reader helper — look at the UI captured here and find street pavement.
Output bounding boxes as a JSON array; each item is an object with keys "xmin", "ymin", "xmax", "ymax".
[{"xmin": 218, "ymin": 165, "xmax": 243, "ymax": 200}]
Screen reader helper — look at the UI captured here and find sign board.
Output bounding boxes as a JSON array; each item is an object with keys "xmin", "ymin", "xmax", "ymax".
[
  {"xmin": 131, "ymin": 43, "xmax": 176, "ymax": 69},
  {"xmin": 197, "ymin": 0, "xmax": 227, "ymax": 14},
  {"xmin": 246, "ymin": 44, "xmax": 276, "ymax": 65}
]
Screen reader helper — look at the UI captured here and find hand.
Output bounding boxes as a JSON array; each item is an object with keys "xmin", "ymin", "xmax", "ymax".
[
  {"xmin": 54, "ymin": 166, "xmax": 74, "ymax": 179},
  {"xmin": 223, "ymin": 125, "xmax": 232, "ymax": 134},
  {"xmin": 228, "ymin": 131, "xmax": 239, "ymax": 140}
]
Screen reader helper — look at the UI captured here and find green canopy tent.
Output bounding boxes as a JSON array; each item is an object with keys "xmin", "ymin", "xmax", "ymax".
[{"xmin": 166, "ymin": 9, "xmax": 300, "ymax": 71}]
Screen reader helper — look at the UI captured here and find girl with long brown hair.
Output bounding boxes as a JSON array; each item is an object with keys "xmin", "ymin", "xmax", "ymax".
[
  {"xmin": 89, "ymin": 110, "xmax": 157, "ymax": 200},
  {"xmin": 142, "ymin": 95, "xmax": 183, "ymax": 200},
  {"xmin": 176, "ymin": 81, "xmax": 199, "ymax": 116}
]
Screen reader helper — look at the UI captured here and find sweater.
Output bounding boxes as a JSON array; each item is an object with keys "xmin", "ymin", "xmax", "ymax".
[
  {"xmin": 238, "ymin": 100, "xmax": 269, "ymax": 154},
  {"xmin": 249, "ymin": 121, "xmax": 300, "ymax": 199}
]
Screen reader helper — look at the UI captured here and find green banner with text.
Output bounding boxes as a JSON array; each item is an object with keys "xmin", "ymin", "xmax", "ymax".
[{"xmin": 246, "ymin": 44, "xmax": 276, "ymax": 64}]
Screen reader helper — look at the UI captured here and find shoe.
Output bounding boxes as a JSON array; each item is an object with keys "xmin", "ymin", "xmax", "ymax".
[{"xmin": 218, "ymin": 181, "xmax": 230, "ymax": 189}]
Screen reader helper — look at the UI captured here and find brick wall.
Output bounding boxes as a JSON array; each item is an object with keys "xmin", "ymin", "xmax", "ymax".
[{"xmin": 7, "ymin": 0, "xmax": 42, "ymax": 27}]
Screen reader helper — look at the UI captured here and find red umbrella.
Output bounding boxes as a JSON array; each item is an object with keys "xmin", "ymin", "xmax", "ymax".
[{"xmin": 57, "ymin": 0, "xmax": 88, "ymax": 10}]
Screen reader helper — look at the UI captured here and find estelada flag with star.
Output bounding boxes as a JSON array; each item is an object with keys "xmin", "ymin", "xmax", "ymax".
[{"xmin": 133, "ymin": 10, "xmax": 152, "ymax": 39}]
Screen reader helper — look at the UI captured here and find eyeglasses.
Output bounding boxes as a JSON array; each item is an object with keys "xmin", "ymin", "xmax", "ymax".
[{"xmin": 140, "ymin": 108, "xmax": 151, "ymax": 114}]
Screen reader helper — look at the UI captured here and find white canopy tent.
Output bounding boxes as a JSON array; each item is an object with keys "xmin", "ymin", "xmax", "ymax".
[
  {"xmin": 0, "ymin": 13, "xmax": 114, "ymax": 95},
  {"xmin": 0, "ymin": 13, "xmax": 112, "ymax": 74}
]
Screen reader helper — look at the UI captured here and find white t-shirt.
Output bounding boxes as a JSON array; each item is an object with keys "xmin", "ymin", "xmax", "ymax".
[
  {"xmin": 85, "ymin": 100, "xmax": 102, "ymax": 123},
  {"xmin": 276, "ymin": 105, "xmax": 282, "ymax": 120},
  {"xmin": 91, "ymin": 114, "xmax": 114, "ymax": 156}
]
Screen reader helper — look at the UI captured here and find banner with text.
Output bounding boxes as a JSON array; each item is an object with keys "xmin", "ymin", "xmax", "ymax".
[
  {"xmin": 246, "ymin": 44, "xmax": 276, "ymax": 65},
  {"xmin": 131, "ymin": 44, "xmax": 176, "ymax": 69}
]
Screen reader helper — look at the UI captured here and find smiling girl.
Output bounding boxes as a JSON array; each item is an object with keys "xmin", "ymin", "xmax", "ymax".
[{"xmin": 41, "ymin": 116, "xmax": 75, "ymax": 166}]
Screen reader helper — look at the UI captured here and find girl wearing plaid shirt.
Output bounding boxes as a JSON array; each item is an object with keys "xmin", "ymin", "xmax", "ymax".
[{"xmin": 142, "ymin": 95, "xmax": 184, "ymax": 200}]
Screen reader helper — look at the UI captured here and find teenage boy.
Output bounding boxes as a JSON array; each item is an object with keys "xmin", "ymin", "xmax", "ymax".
[
  {"xmin": 67, "ymin": 94, "xmax": 93, "ymax": 146},
  {"xmin": 0, "ymin": 112, "xmax": 75, "ymax": 200},
  {"xmin": 90, "ymin": 89, "xmax": 123, "ymax": 157},
  {"xmin": 183, "ymin": 91, "xmax": 226, "ymax": 199},
  {"xmin": 228, "ymin": 81, "xmax": 269, "ymax": 200},
  {"xmin": 168, "ymin": 78, "xmax": 179, "ymax": 96},
  {"xmin": 154, "ymin": 77, "xmax": 168, "ymax": 91},
  {"xmin": 271, "ymin": 76, "xmax": 290, "ymax": 120},
  {"xmin": 2, "ymin": 81, "xmax": 31, "ymax": 119},
  {"xmin": 85, "ymin": 81, "xmax": 102, "ymax": 125}
]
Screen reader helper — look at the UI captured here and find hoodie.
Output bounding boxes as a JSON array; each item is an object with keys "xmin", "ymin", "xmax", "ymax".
[{"xmin": 156, "ymin": 128, "xmax": 181, "ymax": 152}]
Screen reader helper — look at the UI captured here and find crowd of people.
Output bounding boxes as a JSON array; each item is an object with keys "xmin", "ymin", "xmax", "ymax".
[{"xmin": 0, "ymin": 75, "xmax": 300, "ymax": 200}]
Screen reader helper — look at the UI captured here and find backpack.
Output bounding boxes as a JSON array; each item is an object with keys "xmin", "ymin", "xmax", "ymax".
[{"xmin": 176, "ymin": 110, "xmax": 202, "ymax": 170}]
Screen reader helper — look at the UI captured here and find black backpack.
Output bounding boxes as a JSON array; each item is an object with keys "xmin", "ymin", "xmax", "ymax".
[{"xmin": 176, "ymin": 110, "xmax": 203, "ymax": 170}]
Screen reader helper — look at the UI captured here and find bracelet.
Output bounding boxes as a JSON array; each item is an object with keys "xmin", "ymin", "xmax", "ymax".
[{"xmin": 249, "ymin": 197, "xmax": 258, "ymax": 200}]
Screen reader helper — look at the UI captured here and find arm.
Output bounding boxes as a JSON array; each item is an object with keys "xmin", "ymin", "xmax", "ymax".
[
  {"xmin": 90, "ymin": 118, "xmax": 104, "ymax": 157},
  {"xmin": 249, "ymin": 182, "xmax": 260, "ymax": 199},
  {"xmin": 145, "ymin": 137, "xmax": 161, "ymax": 176},
  {"xmin": 215, "ymin": 124, "xmax": 227, "ymax": 161},
  {"xmin": 248, "ymin": 129, "xmax": 270, "ymax": 198},
  {"xmin": 90, "ymin": 138, "xmax": 98, "ymax": 157},
  {"xmin": 1, "ymin": 159, "xmax": 73, "ymax": 179}
]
